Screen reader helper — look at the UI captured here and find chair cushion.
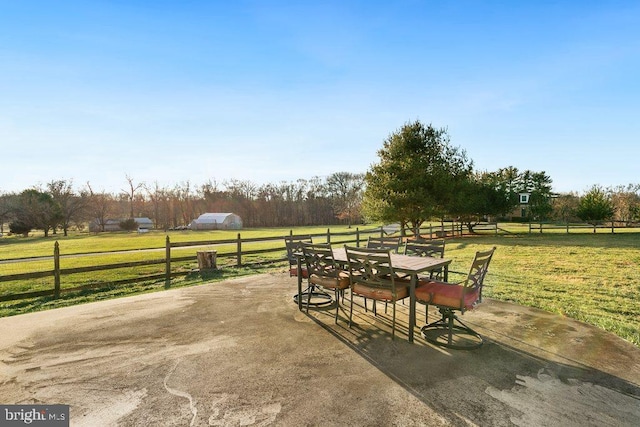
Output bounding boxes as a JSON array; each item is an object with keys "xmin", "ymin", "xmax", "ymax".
[
  {"xmin": 352, "ymin": 281, "xmax": 409, "ymax": 301},
  {"xmin": 415, "ymin": 280, "xmax": 479, "ymax": 310},
  {"xmin": 309, "ymin": 271, "xmax": 350, "ymax": 290},
  {"xmin": 289, "ymin": 267, "xmax": 309, "ymax": 278}
]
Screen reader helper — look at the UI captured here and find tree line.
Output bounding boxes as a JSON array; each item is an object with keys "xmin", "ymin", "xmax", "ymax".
[
  {"xmin": 0, "ymin": 173, "xmax": 365, "ymax": 236},
  {"xmin": 2, "ymin": 120, "xmax": 639, "ymax": 237}
]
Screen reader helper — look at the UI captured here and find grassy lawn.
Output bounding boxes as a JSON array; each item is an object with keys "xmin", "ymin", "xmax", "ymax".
[
  {"xmin": 0, "ymin": 226, "xmax": 357, "ymax": 259},
  {"xmin": 442, "ymin": 233, "xmax": 640, "ymax": 347},
  {"xmin": 1, "ymin": 225, "xmax": 639, "ymax": 346}
]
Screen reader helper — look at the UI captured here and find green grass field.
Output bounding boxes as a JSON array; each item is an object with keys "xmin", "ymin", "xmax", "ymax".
[{"xmin": 1, "ymin": 225, "xmax": 639, "ymax": 346}]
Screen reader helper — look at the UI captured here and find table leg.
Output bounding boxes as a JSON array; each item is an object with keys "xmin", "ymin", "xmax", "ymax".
[
  {"xmin": 409, "ymin": 273, "xmax": 416, "ymax": 343},
  {"xmin": 297, "ymin": 256, "xmax": 303, "ymax": 311}
]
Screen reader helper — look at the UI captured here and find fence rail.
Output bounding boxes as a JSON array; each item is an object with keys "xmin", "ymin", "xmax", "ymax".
[
  {"xmin": 0, "ymin": 227, "xmax": 384, "ymax": 303},
  {"xmin": 2, "ymin": 221, "xmax": 637, "ymax": 303}
]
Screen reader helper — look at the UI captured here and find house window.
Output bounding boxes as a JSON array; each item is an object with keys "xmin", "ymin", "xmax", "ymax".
[{"xmin": 520, "ymin": 194, "xmax": 529, "ymax": 204}]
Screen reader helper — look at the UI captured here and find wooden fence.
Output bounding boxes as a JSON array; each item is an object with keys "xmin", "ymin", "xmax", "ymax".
[
  {"xmin": 0, "ymin": 227, "xmax": 385, "ymax": 303},
  {"xmin": 4, "ymin": 220, "xmax": 627, "ymax": 304},
  {"xmin": 527, "ymin": 221, "xmax": 621, "ymax": 233}
]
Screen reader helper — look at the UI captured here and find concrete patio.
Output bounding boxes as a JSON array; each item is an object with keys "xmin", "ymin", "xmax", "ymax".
[{"xmin": 0, "ymin": 272, "xmax": 639, "ymax": 426}]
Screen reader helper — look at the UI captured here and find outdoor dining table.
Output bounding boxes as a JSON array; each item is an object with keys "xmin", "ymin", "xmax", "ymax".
[{"xmin": 297, "ymin": 245, "xmax": 452, "ymax": 343}]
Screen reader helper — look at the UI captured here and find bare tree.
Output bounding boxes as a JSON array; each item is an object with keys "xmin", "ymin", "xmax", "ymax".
[
  {"xmin": 144, "ymin": 181, "xmax": 168, "ymax": 230},
  {"xmin": 173, "ymin": 181, "xmax": 195, "ymax": 227},
  {"xmin": 0, "ymin": 192, "xmax": 17, "ymax": 234},
  {"xmin": 326, "ymin": 172, "xmax": 364, "ymax": 227},
  {"xmin": 86, "ymin": 182, "xmax": 114, "ymax": 232},
  {"xmin": 122, "ymin": 174, "xmax": 144, "ymax": 219},
  {"xmin": 610, "ymin": 184, "xmax": 640, "ymax": 225}
]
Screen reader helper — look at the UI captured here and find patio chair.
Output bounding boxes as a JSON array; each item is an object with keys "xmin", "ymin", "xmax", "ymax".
[
  {"xmin": 301, "ymin": 242, "xmax": 350, "ymax": 323},
  {"xmin": 415, "ymin": 247, "xmax": 496, "ymax": 350},
  {"xmin": 404, "ymin": 239, "xmax": 445, "ymax": 280},
  {"xmin": 402, "ymin": 239, "xmax": 446, "ymax": 312},
  {"xmin": 364, "ymin": 236, "xmax": 403, "ymax": 312},
  {"xmin": 344, "ymin": 245, "xmax": 410, "ymax": 339},
  {"xmin": 285, "ymin": 235, "xmax": 312, "ymax": 278},
  {"xmin": 286, "ymin": 236, "xmax": 333, "ymax": 308},
  {"xmin": 366, "ymin": 236, "xmax": 402, "ymax": 253}
]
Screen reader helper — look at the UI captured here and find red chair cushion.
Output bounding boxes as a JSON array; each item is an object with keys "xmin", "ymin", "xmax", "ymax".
[
  {"xmin": 289, "ymin": 267, "xmax": 309, "ymax": 279},
  {"xmin": 309, "ymin": 271, "xmax": 350, "ymax": 290},
  {"xmin": 415, "ymin": 280, "xmax": 479, "ymax": 310},
  {"xmin": 352, "ymin": 281, "xmax": 409, "ymax": 301}
]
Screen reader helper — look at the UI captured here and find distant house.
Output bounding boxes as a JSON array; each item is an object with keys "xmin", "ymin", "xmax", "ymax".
[
  {"xmin": 515, "ymin": 192, "xmax": 531, "ymax": 219},
  {"xmin": 190, "ymin": 213, "xmax": 243, "ymax": 230},
  {"xmin": 89, "ymin": 217, "xmax": 154, "ymax": 232},
  {"xmin": 134, "ymin": 217, "xmax": 154, "ymax": 230}
]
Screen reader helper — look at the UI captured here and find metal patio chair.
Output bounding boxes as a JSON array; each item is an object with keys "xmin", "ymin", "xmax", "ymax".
[
  {"xmin": 344, "ymin": 245, "xmax": 410, "ymax": 339},
  {"xmin": 286, "ymin": 235, "xmax": 333, "ymax": 308},
  {"xmin": 415, "ymin": 247, "xmax": 496, "ymax": 350},
  {"xmin": 301, "ymin": 242, "xmax": 350, "ymax": 323}
]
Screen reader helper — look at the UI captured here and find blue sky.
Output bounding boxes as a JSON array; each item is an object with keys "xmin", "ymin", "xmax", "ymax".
[{"xmin": 1, "ymin": 0, "xmax": 639, "ymax": 194}]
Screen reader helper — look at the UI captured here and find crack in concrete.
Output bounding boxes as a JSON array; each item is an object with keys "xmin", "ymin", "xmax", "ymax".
[{"xmin": 163, "ymin": 360, "xmax": 198, "ymax": 426}]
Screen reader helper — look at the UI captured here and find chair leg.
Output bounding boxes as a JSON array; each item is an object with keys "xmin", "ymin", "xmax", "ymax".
[
  {"xmin": 349, "ymin": 291, "xmax": 354, "ymax": 328},
  {"xmin": 334, "ymin": 289, "xmax": 340, "ymax": 324},
  {"xmin": 391, "ymin": 302, "xmax": 396, "ymax": 340},
  {"xmin": 420, "ymin": 307, "xmax": 483, "ymax": 350},
  {"xmin": 446, "ymin": 312, "xmax": 454, "ymax": 345},
  {"xmin": 306, "ymin": 284, "xmax": 312, "ymax": 313}
]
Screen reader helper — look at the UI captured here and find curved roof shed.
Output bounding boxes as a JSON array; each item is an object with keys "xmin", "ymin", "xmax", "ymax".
[{"xmin": 190, "ymin": 213, "xmax": 243, "ymax": 230}]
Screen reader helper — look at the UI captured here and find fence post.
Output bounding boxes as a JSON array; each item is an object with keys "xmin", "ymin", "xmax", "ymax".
[
  {"xmin": 237, "ymin": 233, "xmax": 242, "ymax": 267},
  {"xmin": 528, "ymin": 223, "xmax": 532, "ymax": 234},
  {"xmin": 327, "ymin": 228, "xmax": 331, "ymax": 244},
  {"xmin": 165, "ymin": 236, "xmax": 171, "ymax": 286},
  {"xmin": 356, "ymin": 227, "xmax": 360, "ymax": 247},
  {"xmin": 611, "ymin": 221, "xmax": 615, "ymax": 234},
  {"xmin": 566, "ymin": 222, "xmax": 569, "ymax": 233},
  {"xmin": 54, "ymin": 241, "xmax": 60, "ymax": 298}
]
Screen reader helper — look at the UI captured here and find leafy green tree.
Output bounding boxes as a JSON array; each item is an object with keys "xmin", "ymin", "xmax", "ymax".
[
  {"xmin": 13, "ymin": 189, "xmax": 62, "ymax": 237},
  {"xmin": 119, "ymin": 218, "xmax": 139, "ymax": 232},
  {"xmin": 47, "ymin": 179, "xmax": 88, "ymax": 236},
  {"xmin": 9, "ymin": 219, "xmax": 32, "ymax": 236},
  {"xmin": 452, "ymin": 172, "xmax": 516, "ymax": 231},
  {"xmin": 528, "ymin": 190, "xmax": 554, "ymax": 221},
  {"xmin": 526, "ymin": 171, "xmax": 554, "ymax": 221},
  {"xmin": 576, "ymin": 185, "xmax": 614, "ymax": 231},
  {"xmin": 362, "ymin": 120, "xmax": 473, "ymax": 236},
  {"xmin": 489, "ymin": 167, "xmax": 553, "ymax": 221}
]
